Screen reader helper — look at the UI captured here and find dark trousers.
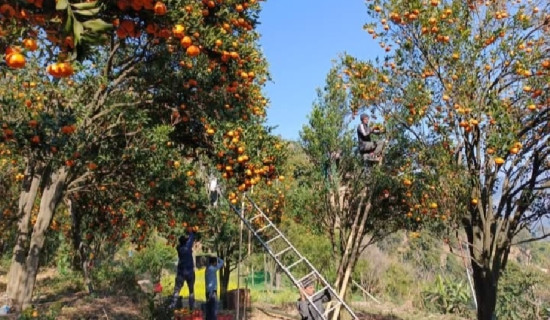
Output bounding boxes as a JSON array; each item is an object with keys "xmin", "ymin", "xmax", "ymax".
[
  {"xmin": 205, "ymin": 290, "xmax": 217, "ymax": 320},
  {"xmin": 172, "ymin": 270, "xmax": 195, "ymax": 309},
  {"xmin": 360, "ymin": 141, "xmax": 384, "ymax": 155}
]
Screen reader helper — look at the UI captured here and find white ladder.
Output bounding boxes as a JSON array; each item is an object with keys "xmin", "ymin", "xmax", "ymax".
[{"xmin": 228, "ymin": 194, "xmax": 358, "ymax": 320}]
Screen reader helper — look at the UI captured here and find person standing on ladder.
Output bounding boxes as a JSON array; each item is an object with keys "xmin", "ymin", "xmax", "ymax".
[
  {"xmin": 357, "ymin": 114, "xmax": 385, "ymax": 162},
  {"xmin": 297, "ymin": 279, "xmax": 332, "ymax": 320},
  {"xmin": 169, "ymin": 232, "xmax": 196, "ymax": 309}
]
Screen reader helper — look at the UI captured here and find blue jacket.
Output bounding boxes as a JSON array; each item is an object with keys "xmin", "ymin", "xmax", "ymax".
[
  {"xmin": 177, "ymin": 233, "xmax": 195, "ymax": 272},
  {"xmin": 205, "ymin": 258, "xmax": 224, "ymax": 293}
]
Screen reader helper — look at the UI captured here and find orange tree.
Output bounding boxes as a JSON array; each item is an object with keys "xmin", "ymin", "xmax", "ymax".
[
  {"xmin": 197, "ymin": 122, "xmax": 286, "ymax": 306},
  {"xmin": 299, "ymin": 62, "xmax": 447, "ymax": 318},
  {"xmin": 342, "ymin": 0, "xmax": 550, "ymax": 319},
  {"xmin": 1, "ymin": 0, "xmax": 270, "ymax": 311}
]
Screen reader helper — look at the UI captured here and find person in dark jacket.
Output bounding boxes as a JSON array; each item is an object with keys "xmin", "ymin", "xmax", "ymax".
[
  {"xmin": 297, "ymin": 281, "xmax": 331, "ymax": 320},
  {"xmin": 169, "ymin": 232, "xmax": 195, "ymax": 309},
  {"xmin": 357, "ymin": 114, "xmax": 385, "ymax": 161}
]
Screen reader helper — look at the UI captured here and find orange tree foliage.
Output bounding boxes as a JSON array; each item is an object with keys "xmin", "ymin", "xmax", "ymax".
[
  {"xmin": 341, "ymin": 0, "xmax": 549, "ymax": 319},
  {"xmin": 1, "ymin": 0, "xmax": 276, "ymax": 310},
  {"xmin": 191, "ymin": 122, "xmax": 286, "ymax": 305},
  {"xmin": 0, "ymin": 0, "xmax": 270, "ymax": 242}
]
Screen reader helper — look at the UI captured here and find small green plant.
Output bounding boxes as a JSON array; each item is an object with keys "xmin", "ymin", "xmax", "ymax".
[
  {"xmin": 421, "ymin": 275, "xmax": 472, "ymax": 317},
  {"xmin": 131, "ymin": 237, "xmax": 176, "ymax": 283}
]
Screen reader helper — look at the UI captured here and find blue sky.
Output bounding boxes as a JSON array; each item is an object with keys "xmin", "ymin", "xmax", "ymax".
[{"xmin": 257, "ymin": 0, "xmax": 382, "ymax": 141}]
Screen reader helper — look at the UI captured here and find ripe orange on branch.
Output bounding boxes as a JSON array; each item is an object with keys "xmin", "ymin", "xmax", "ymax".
[
  {"xmin": 47, "ymin": 62, "xmax": 74, "ymax": 78},
  {"xmin": 180, "ymin": 36, "xmax": 192, "ymax": 48},
  {"xmin": 153, "ymin": 1, "xmax": 167, "ymax": 15},
  {"xmin": 186, "ymin": 45, "xmax": 200, "ymax": 57},
  {"xmin": 23, "ymin": 39, "xmax": 38, "ymax": 51},
  {"xmin": 6, "ymin": 52, "xmax": 26, "ymax": 69},
  {"xmin": 494, "ymin": 157, "xmax": 505, "ymax": 165}
]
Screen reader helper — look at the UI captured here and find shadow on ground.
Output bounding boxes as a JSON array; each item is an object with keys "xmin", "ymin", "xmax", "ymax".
[{"xmin": 356, "ymin": 311, "xmax": 404, "ymax": 320}]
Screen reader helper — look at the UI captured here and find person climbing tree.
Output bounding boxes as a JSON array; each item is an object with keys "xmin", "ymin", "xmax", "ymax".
[
  {"xmin": 169, "ymin": 232, "xmax": 195, "ymax": 309},
  {"xmin": 357, "ymin": 114, "xmax": 385, "ymax": 161}
]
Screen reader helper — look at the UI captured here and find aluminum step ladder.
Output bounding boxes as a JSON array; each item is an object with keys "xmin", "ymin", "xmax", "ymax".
[{"xmin": 228, "ymin": 194, "xmax": 358, "ymax": 320}]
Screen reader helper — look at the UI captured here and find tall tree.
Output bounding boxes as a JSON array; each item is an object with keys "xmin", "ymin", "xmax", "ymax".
[
  {"xmin": 300, "ymin": 63, "xmax": 428, "ymax": 318},
  {"xmin": 343, "ymin": 1, "xmax": 550, "ymax": 319}
]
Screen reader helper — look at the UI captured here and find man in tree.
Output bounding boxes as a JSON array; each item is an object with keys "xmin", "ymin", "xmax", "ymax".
[
  {"xmin": 205, "ymin": 256, "xmax": 224, "ymax": 320},
  {"xmin": 170, "ymin": 232, "xmax": 195, "ymax": 309},
  {"xmin": 357, "ymin": 114, "xmax": 384, "ymax": 161},
  {"xmin": 297, "ymin": 279, "xmax": 332, "ymax": 320}
]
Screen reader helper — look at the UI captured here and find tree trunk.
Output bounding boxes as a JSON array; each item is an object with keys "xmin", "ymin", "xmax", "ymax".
[
  {"xmin": 6, "ymin": 161, "xmax": 42, "ymax": 310},
  {"xmin": 274, "ymin": 266, "xmax": 282, "ymax": 289},
  {"xmin": 466, "ymin": 213, "xmax": 505, "ymax": 320},
  {"xmin": 471, "ymin": 264, "xmax": 498, "ymax": 320},
  {"xmin": 219, "ymin": 257, "xmax": 231, "ymax": 308},
  {"xmin": 66, "ymin": 198, "xmax": 93, "ymax": 293},
  {"xmin": 332, "ymin": 198, "xmax": 371, "ymax": 320},
  {"xmin": 14, "ymin": 167, "xmax": 68, "ymax": 310}
]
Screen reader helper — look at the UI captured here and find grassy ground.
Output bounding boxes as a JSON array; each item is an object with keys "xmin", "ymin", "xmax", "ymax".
[
  {"xmin": 162, "ymin": 267, "xmax": 240, "ymax": 300},
  {"xmin": 0, "ymin": 264, "xmax": 471, "ymax": 320}
]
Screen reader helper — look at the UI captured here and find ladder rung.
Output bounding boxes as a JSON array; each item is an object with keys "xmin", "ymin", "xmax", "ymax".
[
  {"xmin": 248, "ymin": 214, "xmax": 262, "ymax": 222},
  {"xmin": 325, "ymin": 302, "xmax": 342, "ymax": 315},
  {"xmin": 265, "ymin": 234, "xmax": 282, "ymax": 245},
  {"xmin": 274, "ymin": 246, "xmax": 293, "ymax": 258},
  {"xmin": 315, "ymin": 285, "xmax": 329, "ymax": 295},
  {"xmin": 255, "ymin": 223, "xmax": 272, "ymax": 233},
  {"xmin": 298, "ymin": 271, "xmax": 316, "ymax": 286},
  {"xmin": 285, "ymin": 257, "xmax": 304, "ymax": 270}
]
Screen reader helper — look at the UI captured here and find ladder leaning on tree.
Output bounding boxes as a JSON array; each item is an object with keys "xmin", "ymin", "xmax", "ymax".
[{"xmin": 226, "ymin": 193, "xmax": 359, "ymax": 320}]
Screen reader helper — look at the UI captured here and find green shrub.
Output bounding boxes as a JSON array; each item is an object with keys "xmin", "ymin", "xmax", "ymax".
[
  {"xmin": 496, "ymin": 262, "xmax": 549, "ymax": 320},
  {"xmin": 421, "ymin": 274, "xmax": 473, "ymax": 317},
  {"xmin": 380, "ymin": 262, "xmax": 414, "ymax": 303},
  {"xmin": 130, "ymin": 237, "xmax": 176, "ymax": 282}
]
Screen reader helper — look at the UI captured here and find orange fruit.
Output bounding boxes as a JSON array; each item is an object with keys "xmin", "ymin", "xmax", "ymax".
[
  {"xmin": 180, "ymin": 36, "xmax": 192, "ymax": 48},
  {"xmin": 186, "ymin": 45, "xmax": 200, "ymax": 57},
  {"xmin": 153, "ymin": 1, "xmax": 166, "ymax": 15},
  {"xmin": 23, "ymin": 38, "xmax": 38, "ymax": 51},
  {"xmin": 6, "ymin": 52, "xmax": 26, "ymax": 68},
  {"xmin": 117, "ymin": 0, "xmax": 129, "ymax": 10},
  {"xmin": 173, "ymin": 24, "xmax": 185, "ymax": 38}
]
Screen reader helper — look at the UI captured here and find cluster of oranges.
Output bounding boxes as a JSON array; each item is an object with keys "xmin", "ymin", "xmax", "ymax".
[
  {"xmin": 4, "ymin": 39, "xmax": 74, "ymax": 77},
  {"xmin": 216, "ymin": 129, "xmax": 281, "ymax": 203}
]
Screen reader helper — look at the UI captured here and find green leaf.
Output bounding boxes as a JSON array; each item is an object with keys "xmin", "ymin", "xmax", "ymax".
[
  {"xmin": 73, "ymin": 7, "xmax": 101, "ymax": 16},
  {"xmin": 70, "ymin": 1, "xmax": 98, "ymax": 9},
  {"xmin": 63, "ymin": 12, "xmax": 73, "ymax": 34},
  {"xmin": 56, "ymin": 0, "xmax": 69, "ymax": 10},
  {"xmin": 73, "ymin": 20, "xmax": 84, "ymax": 46},
  {"xmin": 82, "ymin": 19, "xmax": 113, "ymax": 32}
]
